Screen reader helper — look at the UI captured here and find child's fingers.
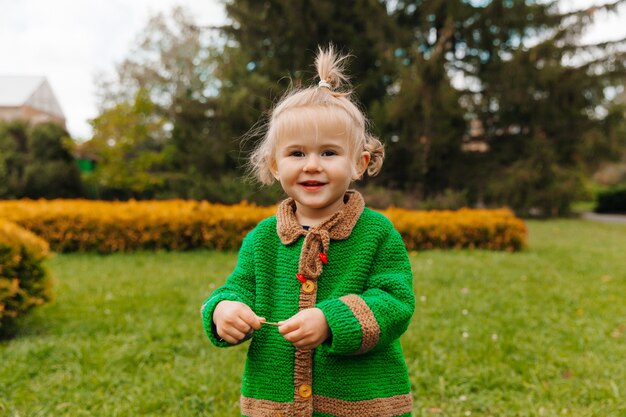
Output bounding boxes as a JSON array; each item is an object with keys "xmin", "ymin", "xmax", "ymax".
[
  {"xmin": 278, "ymin": 317, "xmax": 327, "ymax": 349},
  {"xmin": 279, "ymin": 321, "xmax": 311, "ymax": 345},
  {"xmin": 234, "ymin": 316, "xmax": 258, "ymax": 334},
  {"xmin": 218, "ymin": 328, "xmax": 246, "ymax": 344},
  {"xmin": 252, "ymin": 316, "xmax": 266, "ymax": 329},
  {"xmin": 218, "ymin": 316, "xmax": 251, "ymax": 339},
  {"xmin": 281, "ymin": 327, "xmax": 303, "ymax": 343},
  {"xmin": 278, "ymin": 311, "xmax": 319, "ymax": 333},
  {"xmin": 239, "ymin": 307, "xmax": 265, "ymax": 330},
  {"xmin": 277, "ymin": 317, "xmax": 301, "ymax": 334},
  {"xmin": 296, "ymin": 342, "xmax": 316, "ymax": 351},
  {"xmin": 286, "ymin": 334, "xmax": 319, "ymax": 351}
]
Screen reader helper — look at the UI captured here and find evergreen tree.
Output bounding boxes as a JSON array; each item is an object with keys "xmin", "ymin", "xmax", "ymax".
[
  {"xmin": 385, "ymin": 0, "xmax": 626, "ymax": 213},
  {"xmin": 216, "ymin": 0, "xmax": 400, "ymax": 156},
  {"xmin": 216, "ymin": 1, "xmax": 486, "ymax": 201}
]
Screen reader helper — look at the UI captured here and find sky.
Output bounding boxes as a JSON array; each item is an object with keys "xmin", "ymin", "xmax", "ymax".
[{"xmin": 1, "ymin": 0, "xmax": 625, "ymax": 140}]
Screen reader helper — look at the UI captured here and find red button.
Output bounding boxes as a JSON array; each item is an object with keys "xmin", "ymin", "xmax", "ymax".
[
  {"xmin": 296, "ymin": 273, "xmax": 306, "ymax": 283},
  {"xmin": 319, "ymin": 252, "xmax": 328, "ymax": 265}
]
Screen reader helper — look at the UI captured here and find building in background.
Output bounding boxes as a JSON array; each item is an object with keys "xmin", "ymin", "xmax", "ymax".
[{"xmin": 0, "ymin": 75, "xmax": 66, "ymax": 128}]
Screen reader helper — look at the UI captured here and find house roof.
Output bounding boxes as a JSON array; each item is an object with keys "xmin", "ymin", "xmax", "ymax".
[{"xmin": 0, "ymin": 75, "xmax": 65, "ymax": 119}]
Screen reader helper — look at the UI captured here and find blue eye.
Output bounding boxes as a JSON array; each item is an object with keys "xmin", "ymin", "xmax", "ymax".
[
  {"xmin": 322, "ymin": 150, "xmax": 336, "ymax": 157},
  {"xmin": 290, "ymin": 151, "xmax": 304, "ymax": 157}
]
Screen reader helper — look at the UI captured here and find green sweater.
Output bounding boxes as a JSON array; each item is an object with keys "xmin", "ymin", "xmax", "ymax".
[{"xmin": 201, "ymin": 192, "xmax": 415, "ymax": 417}]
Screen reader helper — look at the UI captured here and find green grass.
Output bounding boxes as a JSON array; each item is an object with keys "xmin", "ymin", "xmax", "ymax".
[
  {"xmin": 570, "ymin": 200, "xmax": 596, "ymax": 213},
  {"xmin": 1, "ymin": 220, "xmax": 625, "ymax": 416}
]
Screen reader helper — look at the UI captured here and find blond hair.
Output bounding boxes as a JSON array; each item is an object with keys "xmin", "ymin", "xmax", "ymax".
[{"xmin": 249, "ymin": 45, "xmax": 384, "ymax": 185}]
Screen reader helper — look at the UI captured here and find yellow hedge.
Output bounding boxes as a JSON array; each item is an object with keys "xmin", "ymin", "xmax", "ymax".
[
  {"xmin": 0, "ymin": 219, "xmax": 52, "ymax": 338},
  {"xmin": 0, "ymin": 200, "xmax": 526, "ymax": 253},
  {"xmin": 0, "ymin": 218, "xmax": 50, "ymax": 260},
  {"xmin": 382, "ymin": 207, "xmax": 527, "ymax": 251},
  {"xmin": 0, "ymin": 199, "xmax": 275, "ymax": 253}
]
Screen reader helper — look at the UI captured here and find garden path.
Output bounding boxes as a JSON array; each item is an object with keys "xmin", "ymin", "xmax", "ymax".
[{"xmin": 581, "ymin": 212, "xmax": 626, "ymax": 224}]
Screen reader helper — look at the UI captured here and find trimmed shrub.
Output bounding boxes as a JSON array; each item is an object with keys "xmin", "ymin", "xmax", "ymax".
[
  {"xmin": 0, "ymin": 200, "xmax": 527, "ymax": 253},
  {"xmin": 595, "ymin": 186, "xmax": 626, "ymax": 214},
  {"xmin": 0, "ymin": 199, "xmax": 275, "ymax": 253},
  {"xmin": 383, "ymin": 207, "xmax": 527, "ymax": 252},
  {"xmin": 0, "ymin": 219, "xmax": 52, "ymax": 339}
]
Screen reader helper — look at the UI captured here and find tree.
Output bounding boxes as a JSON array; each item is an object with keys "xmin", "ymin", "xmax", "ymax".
[
  {"xmin": 87, "ymin": 89, "xmax": 170, "ymax": 198},
  {"xmin": 89, "ymin": 1, "xmax": 626, "ymax": 213},
  {"xmin": 91, "ymin": 7, "xmax": 228, "ymax": 199},
  {"xmin": 374, "ymin": 8, "xmax": 468, "ymax": 197},
  {"xmin": 217, "ymin": 0, "xmax": 401, "ymax": 154},
  {"xmin": 386, "ymin": 0, "xmax": 626, "ymax": 214},
  {"xmin": 0, "ymin": 120, "xmax": 28, "ymax": 198},
  {"xmin": 0, "ymin": 121, "xmax": 82, "ymax": 199}
]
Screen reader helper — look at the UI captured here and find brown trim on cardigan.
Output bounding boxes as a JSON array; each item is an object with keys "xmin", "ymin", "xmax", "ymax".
[
  {"xmin": 240, "ymin": 396, "xmax": 293, "ymax": 416},
  {"xmin": 313, "ymin": 393, "xmax": 413, "ymax": 417},
  {"xmin": 293, "ymin": 287, "xmax": 315, "ymax": 414},
  {"xmin": 240, "ymin": 393, "xmax": 413, "ymax": 417},
  {"xmin": 274, "ymin": 190, "xmax": 365, "ymax": 417},
  {"xmin": 276, "ymin": 190, "xmax": 365, "ymax": 281},
  {"xmin": 339, "ymin": 294, "xmax": 381, "ymax": 353}
]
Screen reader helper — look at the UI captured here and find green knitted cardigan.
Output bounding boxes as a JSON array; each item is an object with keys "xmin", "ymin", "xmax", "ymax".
[{"xmin": 201, "ymin": 191, "xmax": 415, "ymax": 417}]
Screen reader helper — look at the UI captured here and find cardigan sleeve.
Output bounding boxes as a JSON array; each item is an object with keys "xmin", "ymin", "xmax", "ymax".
[
  {"xmin": 317, "ymin": 227, "xmax": 415, "ymax": 355},
  {"xmin": 200, "ymin": 227, "xmax": 257, "ymax": 348}
]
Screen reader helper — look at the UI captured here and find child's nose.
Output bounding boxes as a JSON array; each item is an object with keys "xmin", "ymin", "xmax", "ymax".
[{"xmin": 303, "ymin": 155, "xmax": 322, "ymax": 172}]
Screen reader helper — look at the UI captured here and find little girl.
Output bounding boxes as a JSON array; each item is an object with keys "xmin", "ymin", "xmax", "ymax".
[{"xmin": 201, "ymin": 45, "xmax": 415, "ymax": 417}]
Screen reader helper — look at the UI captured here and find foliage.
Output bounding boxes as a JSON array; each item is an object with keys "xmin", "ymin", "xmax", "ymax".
[
  {"xmin": 357, "ymin": 184, "xmax": 468, "ymax": 210},
  {"xmin": 167, "ymin": 173, "xmax": 285, "ymax": 205},
  {"xmin": 595, "ymin": 185, "xmax": 626, "ymax": 213},
  {"xmin": 593, "ymin": 145, "xmax": 626, "ymax": 187},
  {"xmin": 1, "ymin": 220, "xmax": 625, "ymax": 415},
  {"xmin": 385, "ymin": 207, "xmax": 526, "ymax": 251},
  {"xmin": 0, "ymin": 120, "xmax": 83, "ymax": 199},
  {"xmin": 86, "ymin": 7, "xmax": 238, "ymax": 201},
  {"xmin": 86, "ymin": 89, "xmax": 172, "ymax": 199},
  {"xmin": 0, "ymin": 199, "xmax": 274, "ymax": 253},
  {"xmin": 87, "ymin": 1, "xmax": 626, "ymax": 214},
  {"xmin": 0, "ymin": 199, "xmax": 526, "ymax": 253},
  {"xmin": 220, "ymin": 0, "xmax": 626, "ymax": 211},
  {"xmin": 485, "ymin": 137, "xmax": 588, "ymax": 217},
  {"xmin": 388, "ymin": 0, "xmax": 626, "ymax": 213},
  {"xmin": 0, "ymin": 219, "xmax": 51, "ymax": 339},
  {"xmin": 218, "ymin": 0, "xmax": 399, "ymax": 137}
]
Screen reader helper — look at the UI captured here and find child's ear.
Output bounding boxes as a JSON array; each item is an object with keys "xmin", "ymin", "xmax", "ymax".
[
  {"xmin": 353, "ymin": 151, "xmax": 371, "ymax": 180},
  {"xmin": 270, "ymin": 160, "xmax": 279, "ymax": 180}
]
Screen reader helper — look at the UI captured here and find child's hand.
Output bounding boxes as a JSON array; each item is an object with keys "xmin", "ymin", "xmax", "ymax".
[
  {"xmin": 278, "ymin": 308, "xmax": 329, "ymax": 350},
  {"xmin": 213, "ymin": 300, "xmax": 265, "ymax": 344}
]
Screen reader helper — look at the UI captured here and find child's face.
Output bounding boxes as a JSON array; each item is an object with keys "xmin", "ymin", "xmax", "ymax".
[{"xmin": 272, "ymin": 121, "xmax": 368, "ymax": 225}]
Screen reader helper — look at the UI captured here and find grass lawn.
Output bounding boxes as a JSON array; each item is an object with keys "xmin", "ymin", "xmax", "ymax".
[{"xmin": 1, "ymin": 219, "xmax": 625, "ymax": 416}]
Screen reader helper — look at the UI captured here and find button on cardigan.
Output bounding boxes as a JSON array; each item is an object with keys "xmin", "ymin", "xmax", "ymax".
[{"xmin": 201, "ymin": 191, "xmax": 415, "ymax": 417}]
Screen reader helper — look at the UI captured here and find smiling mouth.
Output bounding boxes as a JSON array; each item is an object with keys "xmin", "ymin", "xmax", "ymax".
[{"xmin": 300, "ymin": 180, "xmax": 326, "ymax": 189}]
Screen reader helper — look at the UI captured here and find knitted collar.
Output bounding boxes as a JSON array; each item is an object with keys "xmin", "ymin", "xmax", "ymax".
[{"xmin": 276, "ymin": 190, "xmax": 365, "ymax": 279}]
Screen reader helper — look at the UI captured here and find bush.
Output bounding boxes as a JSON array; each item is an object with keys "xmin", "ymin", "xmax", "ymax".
[
  {"xmin": 0, "ymin": 200, "xmax": 527, "ymax": 253},
  {"xmin": 595, "ymin": 186, "xmax": 626, "ymax": 214},
  {"xmin": 383, "ymin": 207, "xmax": 527, "ymax": 252},
  {"xmin": 357, "ymin": 185, "xmax": 468, "ymax": 210},
  {"xmin": 0, "ymin": 199, "xmax": 275, "ymax": 253},
  {"xmin": 486, "ymin": 159, "xmax": 584, "ymax": 217},
  {"xmin": 0, "ymin": 219, "xmax": 52, "ymax": 339}
]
